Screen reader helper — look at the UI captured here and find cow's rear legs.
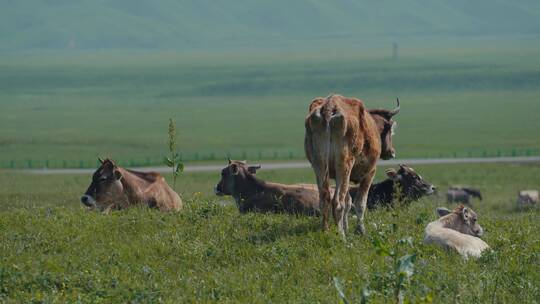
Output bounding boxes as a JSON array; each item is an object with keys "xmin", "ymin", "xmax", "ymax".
[{"xmin": 352, "ymin": 168, "xmax": 376, "ymax": 235}]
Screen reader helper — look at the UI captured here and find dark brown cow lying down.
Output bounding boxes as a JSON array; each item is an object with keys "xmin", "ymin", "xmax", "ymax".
[
  {"xmin": 350, "ymin": 164, "xmax": 436, "ymax": 209},
  {"xmin": 214, "ymin": 159, "xmax": 320, "ymax": 215},
  {"xmin": 80, "ymin": 158, "xmax": 182, "ymax": 212}
]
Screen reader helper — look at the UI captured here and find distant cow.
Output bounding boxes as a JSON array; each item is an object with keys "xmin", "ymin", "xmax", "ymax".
[
  {"xmin": 214, "ymin": 159, "xmax": 321, "ymax": 215},
  {"xmin": 424, "ymin": 205, "xmax": 490, "ymax": 259},
  {"xmin": 350, "ymin": 164, "xmax": 435, "ymax": 209},
  {"xmin": 446, "ymin": 186, "xmax": 482, "ymax": 205},
  {"xmin": 80, "ymin": 158, "xmax": 182, "ymax": 212},
  {"xmin": 517, "ymin": 190, "xmax": 539, "ymax": 209},
  {"xmin": 305, "ymin": 94, "xmax": 399, "ymax": 235}
]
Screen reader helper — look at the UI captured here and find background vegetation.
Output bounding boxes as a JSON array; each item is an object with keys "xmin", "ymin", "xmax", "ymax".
[
  {"xmin": 2, "ymin": 0, "xmax": 539, "ymax": 51},
  {"xmin": 1, "ymin": 1, "xmax": 539, "ymax": 302},
  {"xmin": 1, "ymin": 42, "xmax": 540, "ymax": 168},
  {"xmin": 1, "ymin": 163, "xmax": 539, "ymax": 302}
]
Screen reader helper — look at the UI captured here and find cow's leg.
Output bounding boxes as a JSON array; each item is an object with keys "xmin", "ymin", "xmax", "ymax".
[
  {"xmin": 343, "ymin": 192, "xmax": 352, "ymax": 232},
  {"xmin": 333, "ymin": 158, "xmax": 353, "ymax": 236},
  {"xmin": 315, "ymin": 170, "xmax": 332, "ymax": 231},
  {"xmin": 352, "ymin": 168, "xmax": 376, "ymax": 235}
]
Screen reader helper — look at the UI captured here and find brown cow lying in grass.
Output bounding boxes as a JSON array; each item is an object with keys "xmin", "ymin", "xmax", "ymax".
[
  {"xmin": 424, "ymin": 205, "xmax": 490, "ymax": 259},
  {"xmin": 214, "ymin": 159, "xmax": 321, "ymax": 215},
  {"xmin": 80, "ymin": 158, "xmax": 182, "ymax": 212}
]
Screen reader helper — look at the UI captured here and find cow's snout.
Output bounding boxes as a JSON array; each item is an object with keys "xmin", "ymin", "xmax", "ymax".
[
  {"xmin": 428, "ymin": 185, "xmax": 436, "ymax": 194},
  {"xmin": 474, "ymin": 227, "xmax": 484, "ymax": 237},
  {"xmin": 80, "ymin": 194, "xmax": 96, "ymax": 207},
  {"xmin": 214, "ymin": 185, "xmax": 224, "ymax": 196}
]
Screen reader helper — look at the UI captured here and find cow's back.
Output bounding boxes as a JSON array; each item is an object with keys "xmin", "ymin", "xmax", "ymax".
[
  {"xmin": 305, "ymin": 95, "xmax": 380, "ymax": 182},
  {"xmin": 127, "ymin": 170, "xmax": 182, "ymax": 211},
  {"xmin": 266, "ymin": 182, "xmax": 320, "ymax": 215},
  {"xmin": 424, "ymin": 221, "xmax": 489, "ymax": 259},
  {"xmin": 156, "ymin": 177, "xmax": 183, "ymax": 211}
]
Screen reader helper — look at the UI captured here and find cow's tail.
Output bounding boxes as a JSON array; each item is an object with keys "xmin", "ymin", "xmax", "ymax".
[{"xmin": 322, "ymin": 116, "xmax": 331, "ymax": 179}]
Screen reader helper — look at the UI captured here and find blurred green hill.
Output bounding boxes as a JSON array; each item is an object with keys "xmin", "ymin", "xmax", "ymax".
[{"xmin": 2, "ymin": 0, "xmax": 539, "ymax": 51}]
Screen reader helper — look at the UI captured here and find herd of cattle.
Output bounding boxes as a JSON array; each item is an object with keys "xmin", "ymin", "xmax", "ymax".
[{"xmin": 80, "ymin": 94, "xmax": 538, "ymax": 259}]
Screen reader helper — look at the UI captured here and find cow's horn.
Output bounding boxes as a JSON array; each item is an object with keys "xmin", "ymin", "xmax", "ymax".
[
  {"xmin": 389, "ymin": 98, "xmax": 400, "ymax": 117},
  {"xmin": 98, "ymin": 157, "xmax": 105, "ymax": 164}
]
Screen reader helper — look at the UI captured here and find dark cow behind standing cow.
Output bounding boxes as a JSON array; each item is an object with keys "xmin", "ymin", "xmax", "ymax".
[
  {"xmin": 214, "ymin": 159, "xmax": 321, "ymax": 215},
  {"xmin": 81, "ymin": 158, "xmax": 182, "ymax": 212},
  {"xmin": 350, "ymin": 164, "xmax": 436, "ymax": 209}
]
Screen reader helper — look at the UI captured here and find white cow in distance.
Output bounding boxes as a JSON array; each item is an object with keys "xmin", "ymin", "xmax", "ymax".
[
  {"xmin": 517, "ymin": 190, "xmax": 539, "ymax": 209},
  {"xmin": 424, "ymin": 205, "xmax": 490, "ymax": 259}
]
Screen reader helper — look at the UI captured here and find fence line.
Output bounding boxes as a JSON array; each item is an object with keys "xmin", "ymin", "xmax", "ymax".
[{"xmin": 2, "ymin": 147, "xmax": 540, "ymax": 169}]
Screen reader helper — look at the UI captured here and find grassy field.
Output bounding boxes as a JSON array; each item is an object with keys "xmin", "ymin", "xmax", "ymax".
[
  {"xmin": 1, "ymin": 42, "xmax": 540, "ymax": 168},
  {"xmin": 0, "ymin": 163, "xmax": 539, "ymax": 302}
]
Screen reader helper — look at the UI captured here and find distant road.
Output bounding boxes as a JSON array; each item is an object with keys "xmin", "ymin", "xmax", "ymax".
[{"xmin": 25, "ymin": 156, "xmax": 540, "ymax": 175}]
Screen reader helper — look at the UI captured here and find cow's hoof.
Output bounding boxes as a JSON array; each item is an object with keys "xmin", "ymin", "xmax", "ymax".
[{"xmin": 355, "ymin": 225, "xmax": 366, "ymax": 235}]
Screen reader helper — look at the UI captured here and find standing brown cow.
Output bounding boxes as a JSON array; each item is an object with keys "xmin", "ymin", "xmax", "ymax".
[
  {"xmin": 80, "ymin": 158, "xmax": 182, "ymax": 212},
  {"xmin": 304, "ymin": 94, "xmax": 399, "ymax": 235}
]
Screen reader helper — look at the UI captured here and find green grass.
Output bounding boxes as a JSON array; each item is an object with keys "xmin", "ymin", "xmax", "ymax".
[
  {"xmin": 2, "ymin": 43, "xmax": 540, "ymax": 168},
  {"xmin": 1, "ymin": 163, "xmax": 539, "ymax": 302}
]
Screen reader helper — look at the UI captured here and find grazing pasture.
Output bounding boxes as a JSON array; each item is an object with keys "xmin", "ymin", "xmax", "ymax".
[
  {"xmin": 1, "ymin": 42, "xmax": 540, "ymax": 168},
  {"xmin": 1, "ymin": 163, "xmax": 538, "ymax": 302}
]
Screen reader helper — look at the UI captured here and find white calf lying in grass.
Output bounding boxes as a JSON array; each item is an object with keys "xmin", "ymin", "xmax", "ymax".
[{"xmin": 424, "ymin": 205, "xmax": 490, "ymax": 259}]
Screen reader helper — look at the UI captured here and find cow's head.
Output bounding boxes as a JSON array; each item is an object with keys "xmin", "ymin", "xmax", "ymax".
[
  {"xmin": 436, "ymin": 205, "xmax": 485, "ymax": 237},
  {"xmin": 369, "ymin": 98, "xmax": 400, "ymax": 160},
  {"xmin": 385, "ymin": 164, "xmax": 436, "ymax": 199},
  {"xmin": 80, "ymin": 158, "xmax": 125, "ymax": 210},
  {"xmin": 214, "ymin": 159, "xmax": 261, "ymax": 196}
]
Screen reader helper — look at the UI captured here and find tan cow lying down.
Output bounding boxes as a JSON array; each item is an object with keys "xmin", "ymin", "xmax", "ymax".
[
  {"xmin": 424, "ymin": 205, "xmax": 490, "ymax": 259},
  {"xmin": 214, "ymin": 159, "xmax": 322, "ymax": 215},
  {"xmin": 80, "ymin": 158, "xmax": 182, "ymax": 212}
]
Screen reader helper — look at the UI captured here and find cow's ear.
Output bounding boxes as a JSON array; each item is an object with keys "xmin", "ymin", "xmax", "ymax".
[
  {"xmin": 436, "ymin": 207, "xmax": 451, "ymax": 217},
  {"xmin": 230, "ymin": 164, "xmax": 240, "ymax": 175},
  {"xmin": 248, "ymin": 165, "xmax": 261, "ymax": 174},
  {"xmin": 114, "ymin": 170, "xmax": 122, "ymax": 180},
  {"xmin": 227, "ymin": 157, "xmax": 232, "ymax": 164},
  {"xmin": 385, "ymin": 168, "xmax": 399, "ymax": 180},
  {"xmin": 98, "ymin": 157, "xmax": 105, "ymax": 164}
]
